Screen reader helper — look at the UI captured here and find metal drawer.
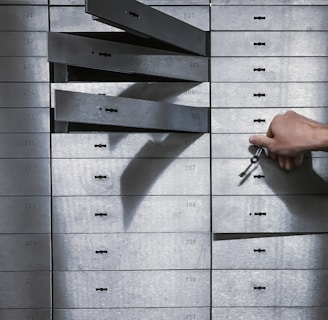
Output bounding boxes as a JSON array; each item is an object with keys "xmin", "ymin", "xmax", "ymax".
[
  {"xmin": 50, "ymin": 0, "xmax": 209, "ymax": 5},
  {"xmin": 53, "ymin": 270, "xmax": 210, "ymax": 308},
  {"xmin": 0, "ymin": 309, "xmax": 51, "ymax": 320},
  {"xmin": 212, "ymin": 195, "xmax": 328, "ymax": 233},
  {"xmin": 0, "ymin": 196, "xmax": 50, "ymax": 233},
  {"xmin": 52, "ymin": 158, "xmax": 210, "ymax": 196},
  {"xmin": 213, "ymin": 0, "xmax": 328, "ymax": 4},
  {"xmin": 52, "ymin": 195, "xmax": 210, "ymax": 233},
  {"xmin": 53, "ymin": 233, "xmax": 210, "ymax": 270}
]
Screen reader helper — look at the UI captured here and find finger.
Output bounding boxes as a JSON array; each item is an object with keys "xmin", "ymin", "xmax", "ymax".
[
  {"xmin": 269, "ymin": 151, "xmax": 277, "ymax": 161},
  {"xmin": 249, "ymin": 135, "xmax": 273, "ymax": 149},
  {"xmin": 294, "ymin": 154, "xmax": 304, "ymax": 167},
  {"xmin": 285, "ymin": 157, "xmax": 294, "ymax": 171},
  {"xmin": 278, "ymin": 156, "xmax": 286, "ymax": 169}
]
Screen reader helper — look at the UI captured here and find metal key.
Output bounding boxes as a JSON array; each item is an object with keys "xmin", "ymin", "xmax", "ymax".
[{"xmin": 239, "ymin": 147, "xmax": 263, "ymax": 178}]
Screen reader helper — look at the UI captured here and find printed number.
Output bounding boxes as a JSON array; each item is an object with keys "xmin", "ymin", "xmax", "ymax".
[
  {"xmin": 190, "ymin": 62, "xmax": 200, "ymax": 69},
  {"xmin": 25, "ymin": 38, "xmax": 34, "ymax": 45},
  {"xmin": 23, "ymin": 12, "xmax": 35, "ymax": 19},
  {"xmin": 185, "ymin": 276, "xmax": 197, "ymax": 282},
  {"xmin": 186, "ymin": 201, "xmax": 196, "ymax": 208},
  {"xmin": 191, "ymin": 112, "xmax": 200, "ymax": 120},
  {"xmin": 185, "ymin": 314, "xmax": 196, "ymax": 320},
  {"xmin": 25, "ymin": 202, "xmax": 36, "ymax": 209},
  {"xmin": 24, "ymin": 164, "xmax": 38, "ymax": 172},
  {"xmin": 24, "ymin": 139, "xmax": 36, "ymax": 146},
  {"xmin": 24, "ymin": 64, "xmax": 35, "ymax": 70},
  {"xmin": 25, "ymin": 241, "xmax": 37, "ymax": 247},
  {"xmin": 185, "ymin": 239, "xmax": 197, "ymax": 245},
  {"xmin": 184, "ymin": 12, "xmax": 195, "ymax": 19},
  {"xmin": 185, "ymin": 165, "xmax": 196, "ymax": 171}
]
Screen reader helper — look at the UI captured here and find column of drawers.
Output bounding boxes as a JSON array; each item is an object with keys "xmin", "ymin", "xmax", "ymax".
[
  {"xmin": 211, "ymin": 1, "xmax": 328, "ymax": 319},
  {"xmin": 0, "ymin": 1, "xmax": 51, "ymax": 320}
]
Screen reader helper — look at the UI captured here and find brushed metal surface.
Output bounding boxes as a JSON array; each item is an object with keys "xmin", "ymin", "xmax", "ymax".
[
  {"xmin": 212, "ymin": 307, "xmax": 328, "ymax": 320},
  {"xmin": 213, "ymin": 0, "xmax": 328, "ymax": 3},
  {"xmin": 212, "ymin": 270, "xmax": 328, "ymax": 306},
  {"xmin": 54, "ymin": 308, "xmax": 211, "ymax": 320},
  {"xmin": 0, "ymin": 309, "xmax": 51, "ymax": 320},
  {"xmin": 0, "ymin": 134, "xmax": 50, "ymax": 158},
  {"xmin": 0, "ymin": 6, "xmax": 48, "ymax": 31},
  {"xmin": 213, "ymin": 234, "xmax": 328, "ymax": 269},
  {"xmin": 51, "ymin": 82, "xmax": 210, "ymax": 108},
  {"xmin": 211, "ymin": 6, "xmax": 328, "ymax": 31},
  {"xmin": 212, "ymin": 158, "xmax": 328, "ymax": 195},
  {"xmin": 0, "ymin": 272, "xmax": 50, "ymax": 308},
  {"xmin": 212, "ymin": 195, "xmax": 328, "ymax": 233},
  {"xmin": 52, "ymin": 158, "xmax": 210, "ymax": 196},
  {"xmin": 52, "ymin": 133, "xmax": 209, "ymax": 158},
  {"xmin": 212, "ymin": 32, "xmax": 328, "ymax": 57},
  {"xmin": 0, "ymin": 196, "xmax": 50, "ymax": 233},
  {"xmin": 0, "ymin": 234, "xmax": 50, "ymax": 271},
  {"xmin": 211, "ymin": 83, "xmax": 328, "ymax": 108},
  {"xmin": 212, "ymin": 108, "xmax": 327, "ymax": 134},
  {"xmin": 211, "ymin": 57, "xmax": 328, "ymax": 82},
  {"xmin": 0, "ymin": 57, "xmax": 49, "ymax": 82},
  {"xmin": 52, "ymin": 195, "xmax": 210, "ymax": 233},
  {"xmin": 0, "ymin": 108, "xmax": 49, "ymax": 133},
  {"xmin": 0, "ymin": 159, "xmax": 50, "ymax": 196},
  {"xmin": 50, "ymin": 0, "xmax": 209, "ymax": 4},
  {"xmin": 0, "ymin": 32, "xmax": 47, "ymax": 57},
  {"xmin": 53, "ymin": 270, "xmax": 210, "ymax": 308},
  {"xmin": 53, "ymin": 233, "xmax": 210, "ymax": 270}
]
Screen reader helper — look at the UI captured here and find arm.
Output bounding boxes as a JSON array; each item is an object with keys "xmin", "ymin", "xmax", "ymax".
[{"xmin": 249, "ymin": 111, "xmax": 328, "ymax": 170}]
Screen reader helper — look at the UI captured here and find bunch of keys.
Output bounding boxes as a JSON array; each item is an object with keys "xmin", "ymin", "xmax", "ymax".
[{"xmin": 239, "ymin": 147, "xmax": 264, "ymax": 178}]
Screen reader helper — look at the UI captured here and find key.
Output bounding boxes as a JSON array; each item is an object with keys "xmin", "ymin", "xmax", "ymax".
[{"xmin": 239, "ymin": 147, "xmax": 263, "ymax": 178}]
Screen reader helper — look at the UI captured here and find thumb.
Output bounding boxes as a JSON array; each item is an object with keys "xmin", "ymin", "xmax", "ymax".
[{"xmin": 249, "ymin": 134, "xmax": 273, "ymax": 149}]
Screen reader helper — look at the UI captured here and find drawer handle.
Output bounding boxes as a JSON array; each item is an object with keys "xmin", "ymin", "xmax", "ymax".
[
  {"xmin": 253, "ymin": 118, "xmax": 265, "ymax": 123},
  {"xmin": 99, "ymin": 107, "xmax": 118, "ymax": 113},
  {"xmin": 92, "ymin": 51, "xmax": 112, "ymax": 58},
  {"xmin": 255, "ymin": 212, "xmax": 267, "ymax": 216},
  {"xmin": 124, "ymin": 10, "xmax": 140, "ymax": 19},
  {"xmin": 95, "ymin": 175, "xmax": 107, "ymax": 179},
  {"xmin": 254, "ymin": 286, "xmax": 266, "ymax": 290},
  {"xmin": 253, "ymin": 93, "xmax": 266, "ymax": 97},
  {"xmin": 95, "ymin": 250, "xmax": 108, "ymax": 254},
  {"xmin": 253, "ymin": 68, "xmax": 266, "ymax": 72},
  {"xmin": 94, "ymin": 144, "xmax": 107, "ymax": 148},
  {"xmin": 254, "ymin": 16, "xmax": 266, "ymax": 20},
  {"xmin": 95, "ymin": 213, "xmax": 108, "ymax": 217},
  {"xmin": 254, "ymin": 175, "xmax": 265, "ymax": 179},
  {"xmin": 254, "ymin": 248, "xmax": 266, "ymax": 253},
  {"xmin": 96, "ymin": 288, "xmax": 108, "ymax": 292},
  {"xmin": 254, "ymin": 42, "xmax": 266, "ymax": 46}
]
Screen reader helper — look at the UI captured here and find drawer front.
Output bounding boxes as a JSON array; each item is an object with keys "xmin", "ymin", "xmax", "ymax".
[
  {"xmin": 212, "ymin": 32, "xmax": 328, "ymax": 56},
  {"xmin": 213, "ymin": 0, "xmax": 328, "ymax": 4},
  {"xmin": 0, "ymin": 108, "xmax": 49, "ymax": 133},
  {"xmin": 212, "ymin": 195, "xmax": 328, "ymax": 233},
  {"xmin": 0, "ymin": 234, "xmax": 50, "ymax": 271},
  {"xmin": 211, "ymin": 57, "xmax": 328, "ymax": 82},
  {"xmin": 212, "ymin": 234, "xmax": 328, "ymax": 269},
  {"xmin": 52, "ymin": 159, "xmax": 210, "ymax": 196},
  {"xmin": 0, "ymin": 272, "xmax": 50, "ymax": 308},
  {"xmin": 0, "ymin": 309, "xmax": 51, "ymax": 320},
  {"xmin": 53, "ymin": 233, "xmax": 210, "ymax": 270},
  {"xmin": 53, "ymin": 270, "xmax": 210, "ymax": 308},
  {"xmin": 212, "ymin": 158, "xmax": 328, "ymax": 195},
  {"xmin": 212, "ymin": 270, "xmax": 328, "ymax": 307},
  {"xmin": 0, "ymin": 196, "xmax": 50, "ymax": 233},
  {"xmin": 52, "ymin": 133, "xmax": 209, "ymax": 159},
  {"xmin": 211, "ymin": 6, "xmax": 328, "ymax": 31},
  {"xmin": 53, "ymin": 195, "xmax": 210, "ymax": 233},
  {"xmin": 0, "ymin": 159, "xmax": 50, "ymax": 196},
  {"xmin": 211, "ymin": 83, "xmax": 328, "ymax": 109},
  {"xmin": 50, "ymin": 0, "xmax": 209, "ymax": 5}
]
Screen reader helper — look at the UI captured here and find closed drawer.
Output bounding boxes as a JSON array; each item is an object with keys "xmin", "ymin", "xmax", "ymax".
[
  {"xmin": 50, "ymin": 0, "xmax": 209, "ymax": 4},
  {"xmin": 212, "ymin": 270, "xmax": 328, "ymax": 307},
  {"xmin": 0, "ymin": 310, "xmax": 51, "ymax": 320},
  {"xmin": 52, "ymin": 195, "xmax": 210, "ymax": 233},
  {"xmin": 211, "ymin": 83, "xmax": 328, "ymax": 109},
  {"xmin": 211, "ymin": 6, "xmax": 328, "ymax": 31},
  {"xmin": 0, "ymin": 108, "xmax": 49, "ymax": 133},
  {"xmin": 52, "ymin": 158, "xmax": 210, "ymax": 196},
  {"xmin": 212, "ymin": 158, "xmax": 328, "ymax": 195},
  {"xmin": 0, "ymin": 234, "xmax": 50, "ymax": 271},
  {"xmin": 53, "ymin": 270, "xmax": 210, "ymax": 308},
  {"xmin": 212, "ymin": 32, "xmax": 328, "ymax": 57},
  {"xmin": 0, "ymin": 196, "xmax": 50, "ymax": 233},
  {"xmin": 212, "ymin": 234, "xmax": 328, "ymax": 269},
  {"xmin": 52, "ymin": 133, "xmax": 209, "ymax": 159},
  {"xmin": 0, "ymin": 159, "xmax": 50, "ymax": 196},
  {"xmin": 211, "ymin": 57, "xmax": 328, "ymax": 82},
  {"xmin": 53, "ymin": 233, "xmax": 210, "ymax": 270},
  {"xmin": 213, "ymin": 0, "xmax": 328, "ymax": 4},
  {"xmin": 212, "ymin": 195, "xmax": 328, "ymax": 233},
  {"xmin": 0, "ymin": 57, "xmax": 49, "ymax": 82}
]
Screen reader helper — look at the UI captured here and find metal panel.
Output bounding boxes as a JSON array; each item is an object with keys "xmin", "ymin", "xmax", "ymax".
[
  {"xmin": 54, "ymin": 308, "xmax": 211, "ymax": 320},
  {"xmin": 0, "ymin": 134, "xmax": 49, "ymax": 158},
  {"xmin": 211, "ymin": 108, "xmax": 327, "ymax": 134},
  {"xmin": 212, "ymin": 270, "xmax": 328, "ymax": 307},
  {"xmin": 52, "ymin": 195, "xmax": 210, "ymax": 233},
  {"xmin": 211, "ymin": 83, "xmax": 328, "ymax": 109},
  {"xmin": 52, "ymin": 133, "xmax": 209, "ymax": 158},
  {"xmin": 0, "ymin": 57, "xmax": 49, "ymax": 82},
  {"xmin": 53, "ymin": 270, "xmax": 210, "ymax": 308},
  {"xmin": 211, "ymin": 57, "xmax": 328, "ymax": 82},
  {"xmin": 50, "ymin": 0, "xmax": 209, "ymax": 4},
  {"xmin": 0, "ymin": 272, "xmax": 50, "ymax": 308},
  {"xmin": 0, "ymin": 6, "xmax": 48, "ymax": 31},
  {"xmin": 0, "ymin": 32, "xmax": 47, "ymax": 57},
  {"xmin": 0, "ymin": 108, "xmax": 49, "ymax": 133},
  {"xmin": 212, "ymin": 32, "xmax": 328, "ymax": 57},
  {"xmin": 212, "ymin": 195, "xmax": 328, "ymax": 233},
  {"xmin": 212, "ymin": 158, "xmax": 328, "ymax": 195},
  {"xmin": 86, "ymin": 0, "xmax": 208, "ymax": 56},
  {"xmin": 213, "ymin": 0, "xmax": 328, "ymax": 5},
  {"xmin": 0, "ymin": 309, "xmax": 51, "ymax": 320},
  {"xmin": 0, "ymin": 234, "xmax": 50, "ymax": 271},
  {"xmin": 53, "ymin": 233, "xmax": 210, "ymax": 270},
  {"xmin": 48, "ymin": 33, "xmax": 209, "ymax": 81},
  {"xmin": 211, "ymin": 6, "xmax": 328, "ymax": 31},
  {"xmin": 0, "ymin": 159, "xmax": 50, "ymax": 196},
  {"xmin": 212, "ymin": 307, "xmax": 328, "ymax": 320},
  {"xmin": 213, "ymin": 234, "xmax": 328, "ymax": 270},
  {"xmin": 52, "ymin": 158, "xmax": 210, "ymax": 196},
  {"xmin": 0, "ymin": 196, "xmax": 50, "ymax": 234}
]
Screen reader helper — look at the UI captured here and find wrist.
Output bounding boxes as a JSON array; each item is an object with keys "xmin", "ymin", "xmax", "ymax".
[{"xmin": 313, "ymin": 124, "xmax": 328, "ymax": 152}]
